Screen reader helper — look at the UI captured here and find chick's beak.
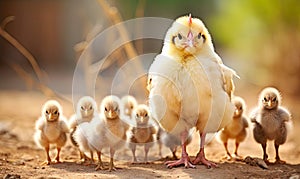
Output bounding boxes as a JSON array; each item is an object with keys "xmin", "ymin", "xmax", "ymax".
[
  {"xmin": 234, "ymin": 109, "xmax": 239, "ymax": 115},
  {"xmin": 84, "ymin": 110, "xmax": 88, "ymax": 116},
  {"xmin": 268, "ymin": 100, "xmax": 272, "ymax": 107},
  {"xmin": 108, "ymin": 110, "xmax": 113, "ymax": 118},
  {"xmin": 187, "ymin": 30, "xmax": 194, "ymax": 47},
  {"xmin": 49, "ymin": 113, "xmax": 52, "ymax": 120}
]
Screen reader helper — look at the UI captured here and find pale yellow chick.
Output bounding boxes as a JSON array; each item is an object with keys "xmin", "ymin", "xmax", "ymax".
[
  {"xmin": 148, "ymin": 14, "xmax": 237, "ymax": 168},
  {"xmin": 34, "ymin": 100, "xmax": 69, "ymax": 165},
  {"xmin": 219, "ymin": 96, "xmax": 248, "ymax": 159}
]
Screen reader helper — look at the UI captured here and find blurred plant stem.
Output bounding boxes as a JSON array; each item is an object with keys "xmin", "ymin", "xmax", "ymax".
[{"xmin": 0, "ymin": 16, "xmax": 46, "ymax": 83}]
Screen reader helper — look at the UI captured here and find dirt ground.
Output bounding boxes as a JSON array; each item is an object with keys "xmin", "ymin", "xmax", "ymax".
[{"xmin": 0, "ymin": 90, "xmax": 300, "ymax": 179}]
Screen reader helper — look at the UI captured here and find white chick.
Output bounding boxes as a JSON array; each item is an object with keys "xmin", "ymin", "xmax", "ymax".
[
  {"xmin": 121, "ymin": 95, "xmax": 138, "ymax": 118},
  {"xmin": 148, "ymin": 14, "xmax": 237, "ymax": 168},
  {"xmin": 69, "ymin": 96, "xmax": 97, "ymax": 163},
  {"xmin": 34, "ymin": 100, "xmax": 69, "ymax": 165},
  {"xmin": 219, "ymin": 96, "xmax": 248, "ymax": 159},
  {"xmin": 126, "ymin": 104, "xmax": 156, "ymax": 163},
  {"xmin": 83, "ymin": 95, "xmax": 127, "ymax": 171},
  {"xmin": 251, "ymin": 87, "xmax": 291, "ymax": 164}
]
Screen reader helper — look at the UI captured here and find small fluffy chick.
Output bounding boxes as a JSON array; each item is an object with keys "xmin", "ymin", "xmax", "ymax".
[
  {"xmin": 86, "ymin": 95, "xmax": 127, "ymax": 171},
  {"xmin": 127, "ymin": 104, "xmax": 156, "ymax": 163},
  {"xmin": 219, "ymin": 96, "xmax": 248, "ymax": 159},
  {"xmin": 251, "ymin": 87, "xmax": 291, "ymax": 164},
  {"xmin": 121, "ymin": 95, "xmax": 138, "ymax": 117},
  {"xmin": 34, "ymin": 100, "xmax": 69, "ymax": 165},
  {"xmin": 69, "ymin": 96, "xmax": 97, "ymax": 162}
]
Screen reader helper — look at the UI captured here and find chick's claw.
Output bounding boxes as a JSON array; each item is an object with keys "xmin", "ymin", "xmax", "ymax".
[
  {"xmin": 41, "ymin": 160, "xmax": 51, "ymax": 165},
  {"xmin": 165, "ymin": 157, "xmax": 196, "ymax": 169},
  {"xmin": 192, "ymin": 152, "xmax": 217, "ymax": 169}
]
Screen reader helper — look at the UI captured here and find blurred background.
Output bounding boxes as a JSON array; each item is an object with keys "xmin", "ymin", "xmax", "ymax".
[{"xmin": 0, "ymin": 0, "xmax": 300, "ymax": 109}]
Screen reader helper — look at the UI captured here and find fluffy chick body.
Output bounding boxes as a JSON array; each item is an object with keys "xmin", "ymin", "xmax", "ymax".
[
  {"xmin": 70, "ymin": 96, "xmax": 98, "ymax": 162},
  {"xmin": 34, "ymin": 100, "xmax": 69, "ymax": 165},
  {"xmin": 148, "ymin": 14, "xmax": 237, "ymax": 168},
  {"xmin": 127, "ymin": 104, "xmax": 156, "ymax": 163},
  {"xmin": 82, "ymin": 95, "xmax": 127, "ymax": 171},
  {"xmin": 219, "ymin": 96, "xmax": 248, "ymax": 158},
  {"xmin": 251, "ymin": 87, "xmax": 291, "ymax": 163}
]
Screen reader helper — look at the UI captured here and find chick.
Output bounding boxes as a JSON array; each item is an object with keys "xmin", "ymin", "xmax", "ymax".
[
  {"xmin": 121, "ymin": 95, "xmax": 138, "ymax": 118},
  {"xmin": 83, "ymin": 95, "xmax": 127, "ymax": 171},
  {"xmin": 69, "ymin": 96, "xmax": 97, "ymax": 163},
  {"xmin": 219, "ymin": 96, "xmax": 248, "ymax": 159},
  {"xmin": 251, "ymin": 87, "xmax": 291, "ymax": 164},
  {"xmin": 34, "ymin": 100, "xmax": 69, "ymax": 165},
  {"xmin": 160, "ymin": 129, "xmax": 192, "ymax": 160},
  {"xmin": 148, "ymin": 14, "xmax": 238, "ymax": 168},
  {"xmin": 126, "ymin": 104, "xmax": 156, "ymax": 163}
]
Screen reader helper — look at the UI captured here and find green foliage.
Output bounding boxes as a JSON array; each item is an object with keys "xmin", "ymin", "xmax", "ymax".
[{"xmin": 210, "ymin": 0, "xmax": 300, "ymax": 94}]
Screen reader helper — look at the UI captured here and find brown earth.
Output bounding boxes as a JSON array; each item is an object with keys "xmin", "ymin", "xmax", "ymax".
[{"xmin": 0, "ymin": 91, "xmax": 300, "ymax": 179}]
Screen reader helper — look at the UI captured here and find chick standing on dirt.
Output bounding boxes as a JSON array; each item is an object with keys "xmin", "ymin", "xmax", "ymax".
[
  {"xmin": 219, "ymin": 96, "xmax": 248, "ymax": 159},
  {"xmin": 34, "ymin": 100, "xmax": 69, "ymax": 165},
  {"xmin": 127, "ymin": 104, "xmax": 156, "ymax": 163},
  {"xmin": 148, "ymin": 14, "xmax": 238, "ymax": 168},
  {"xmin": 69, "ymin": 96, "xmax": 97, "ymax": 163},
  {"xmin": 251, "ymin": 87, "xmax": 291, "ymax": 164},
  {"xmin": 85, "ymin": 95, "xmax": 127, "ymax": 171}
]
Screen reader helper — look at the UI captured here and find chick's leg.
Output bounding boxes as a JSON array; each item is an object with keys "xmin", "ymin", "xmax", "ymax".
[
  {"xmin": 55, "ymin": 147, "xmax": 61, "ymax": 163},
  {"xmin": 170, "ymin": 146, "xmax": 178, "ymax": 160},
  {"xmin": 234, "ymin": 142, "xmax": 239, "ymax": 156},
  {"xmin": 95, "ymin": 151, "xmax": 105, "ymax": 170},
  {"xmin": 42, "ymin": 145, "xmax": 51, "ymax": 165},
  {"xmin": 144, "ymin": 144, "xmax": 150, "ymax": 163},
  {"xmin": 131, "ymin": 144, "xmax": 137, "ymax": 163},
  {"xmin": 165, "ymin": 130, "xmax": 195, "ymax": 169},
  {"xmin": 223, "ymin": 142, "xmax": 232, "ymax": 159},
  {"xmin": 192, "ymin": 132, "xmax": 217, "ymax": 168},
  {"xmin": 108, "ymin": 148, "xmax": 121, "ymax": 171},
  {"xmin": 274, "ymin": 123, "xmax": 287, "ymax": 164},
  {"xmin": 158, "ymin": 140, "xmax": 163, "ymax": 158},
  {"xmin": 261, "ymin": 143, "xmax": 268, "ymax": 163},
  {"xmin": 274, "ymin": 143, "xmax": 286, "ymax": 164}
]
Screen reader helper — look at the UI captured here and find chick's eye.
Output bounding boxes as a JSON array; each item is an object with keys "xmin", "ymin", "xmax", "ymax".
[
  {"xmin": 197, "ymin": 33, "xmax": 202, "ymax": 39},
  {"xmin": 53, "ymin": 111, "xmax": 58, "ymax": 115},
  {"xmin": 90, "ymin": 106, "xmax": 93, "ymax": 110},
  {"xmin": 273, "ymin": 97, "xmax": 277, "ymax": 102},
  {"xmin": 105, "ymin": 107, "xmax": 108, "ymax": 112},
  {"xmin": 177, "ymin": 33, "xmax": 182, "ymax": 40},
  {"xmin": 45, "ymin": 110, "xmax": 49, "ymax": 114},
  {"xmin": 136, "ymin": 114, "xmax": 139, "ymax": 118},
  {"xmin": 263, "ymin": 97, "xmax": 268, "ymax": 102},
  {"xmin": 145, "ymin": 113, "xmax": 148, "ymax": 117},
  {"xmin": 81, "ymin": 106, "xmax": 84, "ymax": 110},
  {"xmin": 130, "ymin": 105, "xmax": 133, "ymax": 109}
]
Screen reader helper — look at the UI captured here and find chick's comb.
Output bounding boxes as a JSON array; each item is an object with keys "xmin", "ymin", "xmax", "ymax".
[{"xmin": 188, "ymin": 14, "xmax": 192, "ymax": 26}]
